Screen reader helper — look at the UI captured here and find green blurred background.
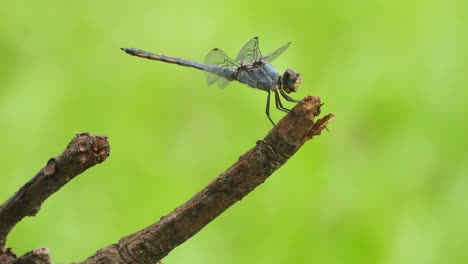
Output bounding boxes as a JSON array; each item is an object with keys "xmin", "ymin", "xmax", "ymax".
[{"xmin": 1, "ymin": 0, "xmax": 467, "ymax": 263}]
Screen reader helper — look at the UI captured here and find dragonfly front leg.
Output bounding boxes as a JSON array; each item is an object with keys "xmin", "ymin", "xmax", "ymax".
[
  {"xmin": 265, "ymin": 90, "xmax": 276, "ymax": 126},
  {"xmin": 279, "ymin": 88, "xmax": 303, "ymax": 103},
  {"xmin": 274, "ymin": 89, "xmax": 290, "ymax": 113}
]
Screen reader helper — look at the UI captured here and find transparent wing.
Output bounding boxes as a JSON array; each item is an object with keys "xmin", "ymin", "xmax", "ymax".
[
  {"xmin": 204, "ymin": 48, "xmax": 238, "ymax": 88},
  {"xmin": 262, "ymin": 41, "xmax": 290, "ymax": 63},
  {"xmin": 235, "ymin": 37, "xmax": 262, "ymax": 65},
  {"xmin": 215, "ymin": 77, "xmax": 231, "ymax": 88}
]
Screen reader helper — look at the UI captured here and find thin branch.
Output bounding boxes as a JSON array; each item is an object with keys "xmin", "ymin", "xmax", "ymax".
[
  {"xmin": 78, "ymin": 96, "xmax": 334, "ymax": 264},
  {"xmin": 0, "ymin": 133, "xmax": 110, "ymax": 253}
]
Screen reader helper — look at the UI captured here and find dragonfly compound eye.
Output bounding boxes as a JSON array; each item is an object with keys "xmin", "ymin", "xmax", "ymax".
[{"xmin": 282, "ymin": 68, "xmax": 302, "ymax": 93}]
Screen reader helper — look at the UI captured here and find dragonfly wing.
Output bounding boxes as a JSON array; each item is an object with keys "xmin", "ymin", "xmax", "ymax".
[
  {"xmin": 262, "ymin": 41, "xmax": 290, "ymax": 63},
  {"xmin": 235, "ymin": 37, "xmax": 262, "ymax": 65},
  {"xmin": 205, "ymin": 72, "xmax": 221, "ymax": 87},
  {"xmin": 206, "ymin": 71, "xmax": 232, "ymax": 88},
  {"xmin": 215, "ymin": 77, "xmax": 231, "ymax": 88},
  {"xmin": 204, "ymin": 48, "xmax": 238, "ymax": 88}
]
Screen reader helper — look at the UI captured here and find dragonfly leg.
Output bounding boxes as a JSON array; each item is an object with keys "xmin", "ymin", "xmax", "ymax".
[
  {"xmin": 273, "ymin": 89, "xmax": 290, "ymax": 113},
  {"xmin": 265, "ymin": 90, "xmax": 276, "ymax": 126},
  {"xmin": 279, "ymin": 88, "xmax": 303, "ymax": 103}
]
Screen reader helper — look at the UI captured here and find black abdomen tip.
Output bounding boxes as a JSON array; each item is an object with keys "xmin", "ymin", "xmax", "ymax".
[{"xmin": 120, "ymin": 47, "xmax": 135, "ymax": 55}]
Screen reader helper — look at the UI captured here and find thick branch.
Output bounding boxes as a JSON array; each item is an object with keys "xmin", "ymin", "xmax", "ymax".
[
  {"xmin": 79, "ymin": 96, "xmax": 333, "ymax": 264},
  {"xmin": 0, "ymin": 133, "xmax": 110, "ymax": 252}
]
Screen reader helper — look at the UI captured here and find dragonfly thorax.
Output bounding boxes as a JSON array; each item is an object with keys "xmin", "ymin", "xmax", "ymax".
[{"xmin": 235, "ymin": 62, "xmax": 280, "ymax": 91}]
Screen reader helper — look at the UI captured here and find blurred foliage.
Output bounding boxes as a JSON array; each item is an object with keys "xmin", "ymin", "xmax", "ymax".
[{"xmin": 1, "ymin": 0, "xmax": 467, "ymax": 263}]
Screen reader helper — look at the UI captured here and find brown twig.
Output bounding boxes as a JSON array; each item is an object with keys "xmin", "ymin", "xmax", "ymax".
[
  {"xmin": 0, "ymin": 133, "xmax": 110, "ymax": 257},
  {"xmin": 78, "ymin": 96, "xmax": 333, "ymax": 264},
  {"xmin": 13, "ymin": 247, "xmax": 51, "ymax": 264}
]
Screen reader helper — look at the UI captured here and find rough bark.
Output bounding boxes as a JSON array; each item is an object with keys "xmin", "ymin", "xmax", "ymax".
[
  {"xmin": 77, "ymin": 96, "xmax": 333, "ymax": 264},
  {"xmin": 13, "ymin": 247, "xmax": 51, "ymax": 264}
]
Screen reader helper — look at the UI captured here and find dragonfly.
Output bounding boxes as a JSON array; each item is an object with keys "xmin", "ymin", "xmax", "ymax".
[{"xmin": 120, "ymin": 37, "xmax": 303, "ymax": 126}]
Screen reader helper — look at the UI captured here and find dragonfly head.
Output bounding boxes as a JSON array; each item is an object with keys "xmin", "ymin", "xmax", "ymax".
[{"xmin": 282, "ymin": 68, "xmax": 302, "ymax": 93}]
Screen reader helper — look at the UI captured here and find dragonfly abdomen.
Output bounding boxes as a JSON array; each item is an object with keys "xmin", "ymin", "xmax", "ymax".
[{"xmin": 120, "ymin": 48, "xmax": 206, "ymax": 71}]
